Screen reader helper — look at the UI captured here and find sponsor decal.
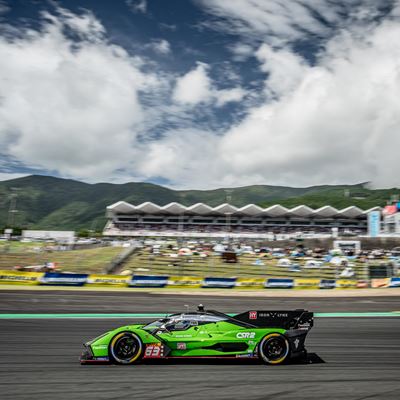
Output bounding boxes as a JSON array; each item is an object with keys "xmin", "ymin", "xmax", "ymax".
[
  {"xmin": 94, "ymin": 357, "xmax": 109, "ymax": 361},
  {"xmin": 249, "ymin": 311, "xmax": 257, "ymax": 320},
  {"xmin": 235, "ymin": 354, "xmax": 254, "ymax": 358},
  {"xmin": 144, "ymin": 344, "xmax": 163, "ymax": 358},
  {"xmin": 92, "ymin": 345, "xmax": 108, "ymax": 350},
  {"xmin": 297, "ymin": 322, "xmax": 311, "ymax": 330},
  {"xmin": 265, "ymin": 278, "xmax": 294, "ymax": 289},
  {"xmin": 129, "ymin": 275, "xmax": 168, "ymax": 288},
  {"xmin": 294, "ymin": 338, "xmax": 300, "ymax": 349},
  {"xmin": 177, "ymin": 342, "xmax": 186, "ymax": 350},
  {"xmin": 259, "ymin": 312, "xmax": 288, "ymax": 318},
  {"xmin": 236, "ymin": 332, "xmax": 256, "ymax": 339}
]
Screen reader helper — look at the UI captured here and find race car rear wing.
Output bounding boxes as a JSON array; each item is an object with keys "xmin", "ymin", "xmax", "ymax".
[{"xmin": 232, "ymin": 309, "xmax": 313, "ymax": 331}]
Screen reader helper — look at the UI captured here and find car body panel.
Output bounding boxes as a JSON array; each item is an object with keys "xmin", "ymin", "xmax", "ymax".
[{"xmin": 80, "ymin": 309, "xmax": 313, "ymax": 364}]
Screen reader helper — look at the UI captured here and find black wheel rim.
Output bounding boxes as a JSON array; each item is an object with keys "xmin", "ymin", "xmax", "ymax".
[
  {"xmin": 114, "ymin": 335, "xmax": 138, "ymax": 361},
  {"xmin": 263, "ymin": 337, "xmax": 286, "ymax": 361}
]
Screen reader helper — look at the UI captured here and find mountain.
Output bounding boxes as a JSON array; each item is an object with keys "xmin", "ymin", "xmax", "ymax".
[{"xmin": 0, "ymin": 175, "xmax": 398, "ymax": 230}]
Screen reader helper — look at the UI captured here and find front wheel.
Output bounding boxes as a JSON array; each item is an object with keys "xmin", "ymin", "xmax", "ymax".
[
  {"xmin": 109, "ymin": 332, "xmax": 143, "ymax": 365},
  {"xmin": 258, "ymin": 333, "xmax": 289, "ymax": 365}
]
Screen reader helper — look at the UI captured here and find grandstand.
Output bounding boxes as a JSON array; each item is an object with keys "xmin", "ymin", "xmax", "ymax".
[{"xmin": 103, "ymin": 201, "xmax": 381, "ymax": 238}]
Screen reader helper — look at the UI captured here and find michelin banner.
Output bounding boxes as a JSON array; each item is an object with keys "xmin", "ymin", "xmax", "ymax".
[
  {"xmin": 40, "ymin": 272, "xmax": 88, "ymax": 286},
  {"xmin": 294, "ymin": 278, "xmax": 321, "ymax": 290},
  {"xmin": 264, "ymin": 278, "xmax": 294, "ymax": 289},
  {"xmin": 86, "ymin": 274, "xmax": 130, "ymax": 287},
  {"xmin": 0, "ymin": 270, "xmax": 43, "ymax": 285},
  {"xmin": 335, "ymin": 279, "xmax": 358, "ymax": 289},
  {"xmin": 202, "ymin": 277, "xmax": 237, "ymax": 288},
  {"xmin": 167, "ymin": 276, "xmax": 202, "ymax": 288},
  {"xmin": 129, "ymin": 275, "xmax": 169, "ymax": 288},
  {"xmin": 235, "ymin": 277, "xmax": 265, "ymax": 289}
]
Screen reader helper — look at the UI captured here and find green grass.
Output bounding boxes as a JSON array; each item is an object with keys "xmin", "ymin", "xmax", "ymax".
[{"xmin": 0, "ymin": 242, "xmax": 124, "ymax": 274}]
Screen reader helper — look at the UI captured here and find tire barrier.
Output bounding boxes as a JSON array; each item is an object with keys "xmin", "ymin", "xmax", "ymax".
[{"xmin": 1, "ymin": 270, "xmax": 400, "ymax": 289}]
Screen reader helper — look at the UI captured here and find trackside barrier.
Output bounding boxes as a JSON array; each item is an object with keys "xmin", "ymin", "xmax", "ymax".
[
  {"xmin": 86, "ymin": 274, "xmax": 131, "ymax": 287},
  {"xmin": 129, "ymin": 275, "xmax": 168, "ymax": 288},
  {"xmin": 235, "ymin": 277, "xmax": 265, "ymax": 289},
  {"xmin": 371, "ymin": 277, "xmax": 400, "ymax": 288},
  {"xmin": 0, "ymin": 270, "xmax": 399, "ymax": 289},
  {"xmin": 40, "ymin": 272, "xmax": 88, "ymax": 286},
  {"xmin": 264, "ymin": 278, "xmax": 294, "ymax": 289},
  {"xmin": 294, "ymin": 279, "xmax": 321, "ymax": 290},
  {"xmin": 202, "ymin": 277, "xmax": 236, "ymax": 288},
  {"xmin": 167, "ymin": 276, "xmax": 202, "ymax": 288},
  {"xmin": 0, "ymin": 270, "xmax": 44, "ymax": 285},
  {"xmin": 319, "ymin": 279, "xmax": 337, "ymax": 289}
]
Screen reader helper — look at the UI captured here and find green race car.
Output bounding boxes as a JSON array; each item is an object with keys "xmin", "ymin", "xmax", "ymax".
[{"xmin": 80, "ymin": 306, "xmax": 313, "ymax": 365}]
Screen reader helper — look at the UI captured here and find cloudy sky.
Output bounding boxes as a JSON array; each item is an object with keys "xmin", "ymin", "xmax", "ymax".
[{"xmin": 0, "ymin": 0, "xmax": 400, "ymax": 189}]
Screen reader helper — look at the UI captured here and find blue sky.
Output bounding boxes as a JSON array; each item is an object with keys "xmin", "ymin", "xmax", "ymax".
[{"xmin": 0, "ymin": 0, "xmax": 399, "ymax": 188}]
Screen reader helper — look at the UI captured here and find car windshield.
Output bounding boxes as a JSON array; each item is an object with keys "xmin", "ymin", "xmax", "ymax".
[
  {"xmin": 142, "ymin": 318, "xmax": 170, "ymax": 330},
  {"xmin": 142, "ymin": 313, "xmax": 227, "ymax": 331}
]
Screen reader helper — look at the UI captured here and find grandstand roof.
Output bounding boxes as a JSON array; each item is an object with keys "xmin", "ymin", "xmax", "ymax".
[{"xmin": 107, "ymin": 202, "xmax": 381, "ymax": 218}]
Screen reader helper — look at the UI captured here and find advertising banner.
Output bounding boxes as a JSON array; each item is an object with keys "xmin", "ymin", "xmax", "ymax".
[
  {"xmin": 40, "ymin": 272, "xmax": 88, "ymax": 286},
  {"xmin": 319, "ymin": 279, "xmax": 336, "ymax": 289},
  {"xmin": 356, "ymin": 280, "xmax": 369, "ymax": 288},
  {"xmin": 0, "ymin": 270, "xmax": 43, "ymax": 285},
  {"xmin": 335, "ymin": 279, "xmax": 358, "ymax": 289},
  {"xmin": 235, "ymin": 278, "xmax": 265, "ymax": 289},
  {"xmin": 202, "ymin": 277, "xmax": 237, "ymax": 289},
  {"xmin": 86, "ymin": 274, "xmax": 130, "ymax": 286},
  {"xmin": 294, "ymin": 278, "xmax": 321, "ymax": 290},
  {"xmin": 129, "ymin": 275, "xmax": 169, "ymax": 288},
  {"xmin": 368, "ymin": 211, "xmax": 381, "ymax": 237},
  {"xmin": 371, "ymin": 278, "xmax": 391, "ymax": 288},
  {"xmin": 264, "ymin": 278, "xmax": 294, "ymax": 289},
  {"xmin": 389, "ymin": 277, "xmax": 400, "ymax": 287},
  {"xmin": 167, "ymin": 276, "xmax": 202, "ymax": 288}
]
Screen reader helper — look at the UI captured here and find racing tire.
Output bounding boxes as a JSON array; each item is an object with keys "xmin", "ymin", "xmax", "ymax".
[
  {"xmin": 258, "ymin": 333, "xmax": 290, "ymax": 365},
  {"xmin": 109, "ymin": 332, "xmax": 143, "ymax": 365}
]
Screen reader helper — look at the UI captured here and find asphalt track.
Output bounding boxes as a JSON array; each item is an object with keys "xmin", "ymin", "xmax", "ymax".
[{"xmin": 1, "ymin": 290, "xmax": 400, "ymax": 400}]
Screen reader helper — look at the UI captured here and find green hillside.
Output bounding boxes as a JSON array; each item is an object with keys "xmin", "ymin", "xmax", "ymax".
[{"xmin": 0, "ymin": 175, "xmax": 398, "ymax": 230}]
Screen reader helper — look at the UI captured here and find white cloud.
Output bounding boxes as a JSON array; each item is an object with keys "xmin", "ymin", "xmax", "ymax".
[
  {"xmin": 230, "ymin": 43, "xmax": 254, "ymax": 61},
  {"xmin": 2, "ymin": 3, "xmax": 400, "ymax": 190},
  {"xmin": 198, "ymin": 0, "xmax": 383, "ymax": 45},
  {"xmin": 126, "ymin": 0, "xmax": 147, "ymax": 14},
  {"xmin": 137, "ymin": 3, "xmax": 400, "ymax": 189},
  {"xmin": 215, "ymin": 87, "xmax": 247, "ymax": 107},
  {"xmin": 172, "ymin": 62, "xmax": 213, "ymax": 105},
  {"xmin": 172, "ymin": 62, "xmax": 246, "ymax": 107},
  {"xmin": 0, "ymin": 8, "xmax": 161, "ymax": 182},
  {"xmin": 148, "ymin": 38, "xmax": 171, "ymax": 55}
]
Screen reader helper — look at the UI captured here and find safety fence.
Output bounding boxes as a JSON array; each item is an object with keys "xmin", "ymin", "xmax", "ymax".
[{"xmin": 0, "ymin": 270, "xmax": 399, "ymax": 289}]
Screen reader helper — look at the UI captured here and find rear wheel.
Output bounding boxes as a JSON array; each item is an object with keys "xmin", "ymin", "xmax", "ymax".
[
  {"xmin": 258, "ymin": 333, "xmax": 289, "ymax": 365},
  {"xmin": 109, "ymin": 332, "xmax": 143, "ymax": 365}
]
